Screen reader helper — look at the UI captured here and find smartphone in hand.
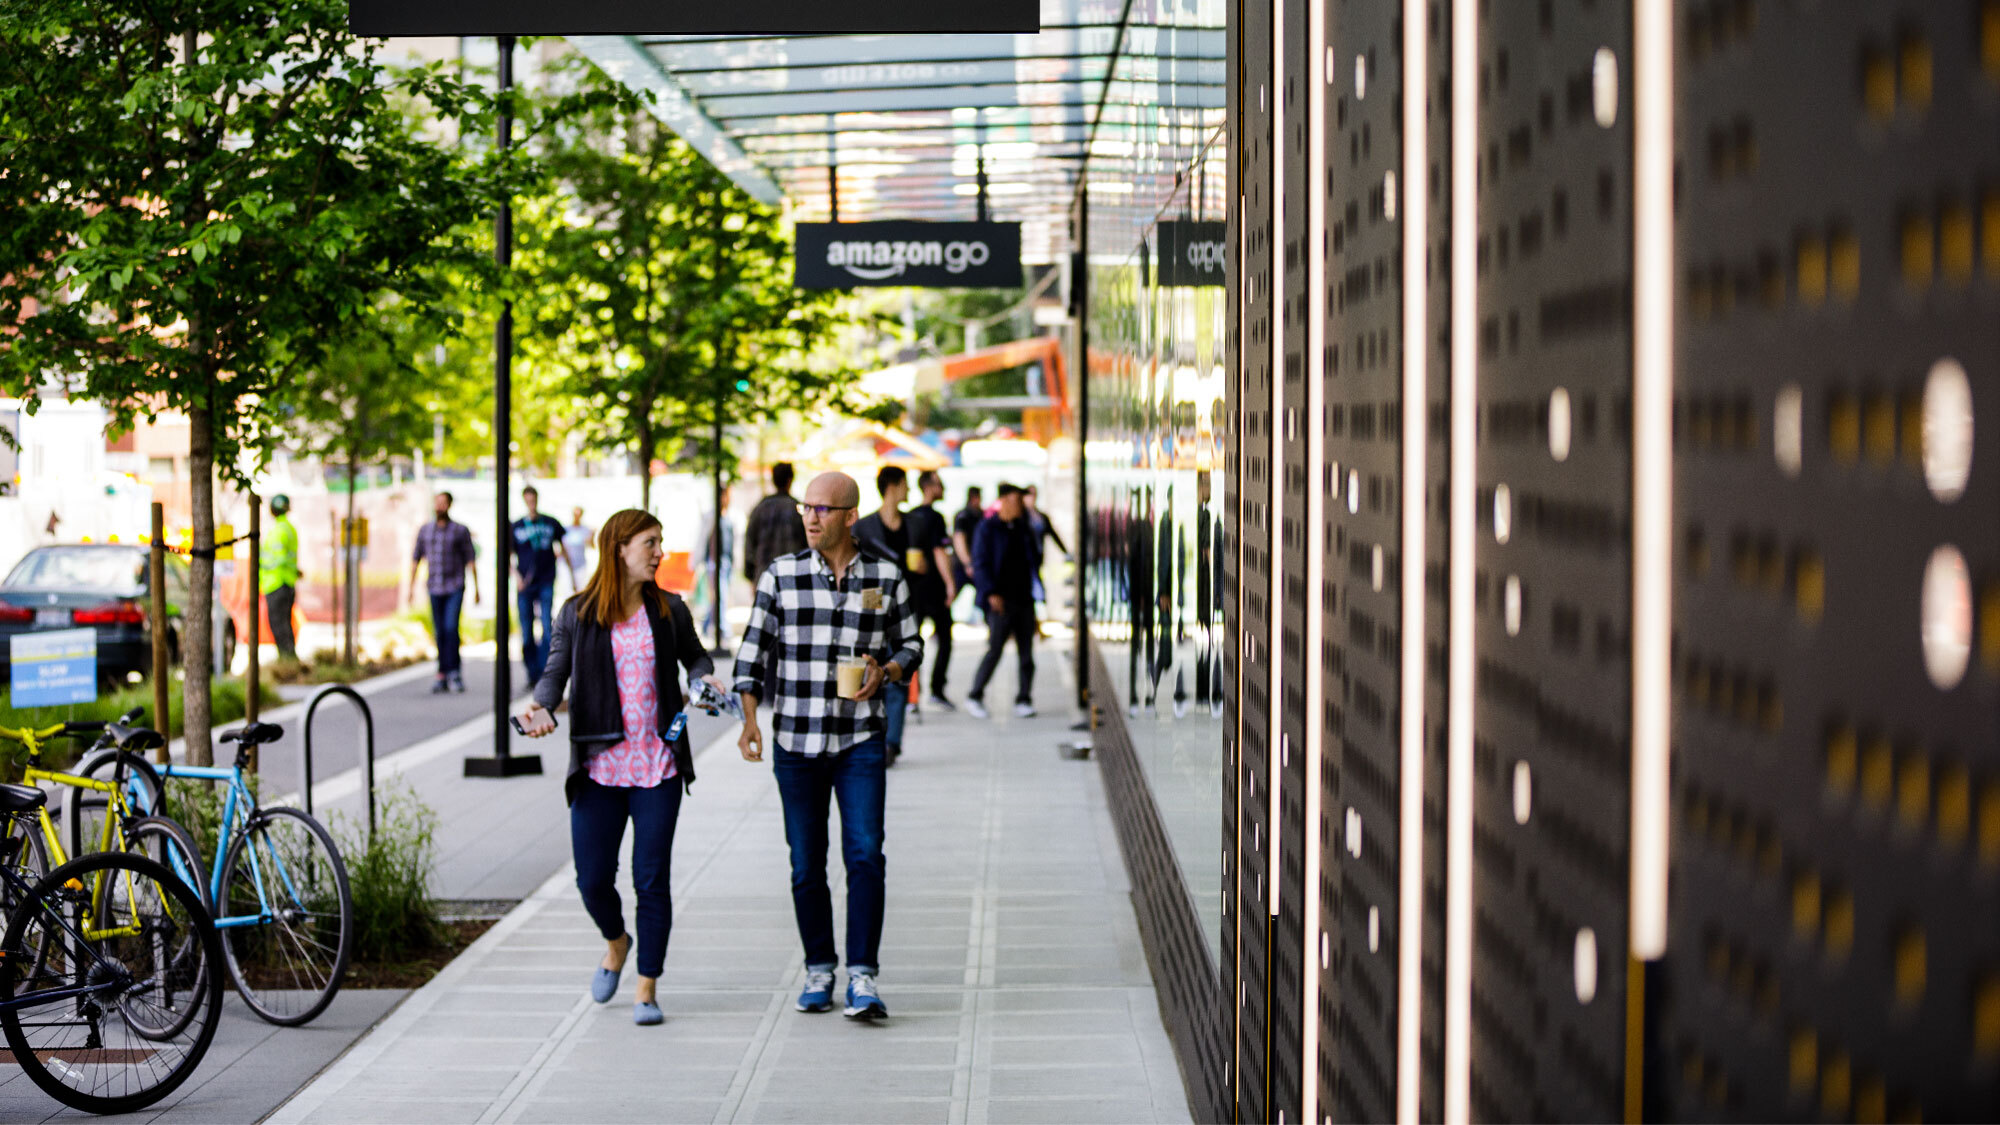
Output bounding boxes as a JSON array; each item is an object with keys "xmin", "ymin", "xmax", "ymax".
[{"xmin": 509, "ymin": 713, "xmax": 556, "ymax": 736}]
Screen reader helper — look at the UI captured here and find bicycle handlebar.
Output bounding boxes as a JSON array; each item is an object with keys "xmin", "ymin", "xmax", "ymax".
[{"xmin": 0, "ymin": 723, "xmax": 69, "ymax": 742}]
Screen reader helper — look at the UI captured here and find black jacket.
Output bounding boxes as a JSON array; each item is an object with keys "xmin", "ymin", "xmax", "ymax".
[{"xmin": 533, "ymin": 585, "xmax": 715, "ymax": 805}]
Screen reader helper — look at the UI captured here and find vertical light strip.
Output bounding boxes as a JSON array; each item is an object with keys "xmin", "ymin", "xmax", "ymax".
[
  {"xmin": 1267, "ymin": 0, "xmax": 1286, "ymax": 924},
  {"xmin": 1441, "ymin": 0, "xmax": 1479, "ymax": 1117},
  {"xmin": 1300, "ymin": 0, "xmax": 1328, "ymax": 1116},
  {"xmin": 1629, "ymin": 0, "xmax": 1674, "ymax": 962},
  {"xmin": 1394, "ymin": 0, "xmax": 1430, "ymax": 1117}
]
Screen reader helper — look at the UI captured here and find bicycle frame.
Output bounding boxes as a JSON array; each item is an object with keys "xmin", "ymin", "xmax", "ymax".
[
  {"xmin": 0, "ymin": 727, "xmax": 145, "ymax": 942},
  {"xmin": 142, "ymin": 762, "xmax": 292, "ymax": 932}
]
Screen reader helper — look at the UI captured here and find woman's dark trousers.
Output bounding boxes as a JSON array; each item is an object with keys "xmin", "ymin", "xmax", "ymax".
[{"xmin": 571, "ymin": 777, "xmax": 683, "ymax": 978}]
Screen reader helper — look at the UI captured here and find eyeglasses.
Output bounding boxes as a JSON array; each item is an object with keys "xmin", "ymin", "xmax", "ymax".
[{"xmin": 796, "ymin": 504, "xmax": 854, "ymax": 519}]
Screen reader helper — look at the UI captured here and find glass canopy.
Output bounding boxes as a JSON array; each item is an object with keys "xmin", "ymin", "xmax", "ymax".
[{"xmin": 568, "ymin": 0, "xmax": 1224, "ymax": 264}]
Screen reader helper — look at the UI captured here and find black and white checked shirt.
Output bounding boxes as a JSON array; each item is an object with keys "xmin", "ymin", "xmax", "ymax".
[{"xmin": 731, "ymin": 548, "xmax": 924, "ymax": 756}]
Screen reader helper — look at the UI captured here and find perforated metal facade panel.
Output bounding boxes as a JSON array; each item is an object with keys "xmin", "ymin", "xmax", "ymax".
[{"xmin": 1078, "ymin": 1, "xmax": 1998, "ymax": 1122}]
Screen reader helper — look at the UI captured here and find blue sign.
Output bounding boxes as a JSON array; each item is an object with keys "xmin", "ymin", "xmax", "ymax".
[{"xmin": 9, "ymin": 628, "xmax": 98, "ymax": 707}]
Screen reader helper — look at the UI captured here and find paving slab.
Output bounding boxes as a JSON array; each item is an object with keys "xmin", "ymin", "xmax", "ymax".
[{"xmin": 271, "ymin": 640, "xmax": 1194, "ymax": 1124}]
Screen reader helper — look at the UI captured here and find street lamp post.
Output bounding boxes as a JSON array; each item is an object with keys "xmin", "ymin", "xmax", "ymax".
[{"xmin": 467, "ymin": 33, "xmax": 541, "ymax": 778}]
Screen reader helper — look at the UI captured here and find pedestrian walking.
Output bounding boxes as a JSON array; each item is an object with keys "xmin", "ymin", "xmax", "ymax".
[
  {"xmin": 852, "ymin": 465, "xmax": 918, "ymax": 761},
  {"xmin": 512, "ymin": 485, "xmax": 570, "ymax": 691},
  {"xmin": 965, "ymin": 483, "xmax": 1041, "ymax": 719},
  {"xmin": 259, "ymin": 493, "xmax": 301, "ymax": 663},
  {"xmin": 562, "ymin": 506, "xmax": 593, "ymax": 598},
  {"xmin": 903, "ymin": 470, "xmax": 957, "ymax": 710},
  {"xmin": 731, "ymin": 471, "xmax": 921, "ymax": 1022},
  {"xmin": 743, "ymin": 461, "xmax": 807, "ymax": 585},
  {"xmin": 408, "ymin": 491, "xmax": 480, "ymax": 694},
  {"xmin": 949, "ymin": 485, "xmax": 984, "ymax": 619},
  {"xmin": 1022, "ymin": 484, "xmax": 1068, "ymax": 624},
  {"xmin": 698, "ymin": 506, "xmax": 735, "ymax": 641},
  {"xmin": 517, "ymin": 509, "xmax": 722, "ymax": 1027}
]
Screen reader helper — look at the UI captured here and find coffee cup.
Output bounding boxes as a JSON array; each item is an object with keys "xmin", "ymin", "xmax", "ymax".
[
  {"xmin": 905, "ymin": 547, "xmax": 928, "ymax": 573},
  {"xmin": 836, "ymin": 654, "xmax": 868, "ymax": 700}
]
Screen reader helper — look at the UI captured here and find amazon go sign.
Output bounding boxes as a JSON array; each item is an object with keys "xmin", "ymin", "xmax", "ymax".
[
  {"xmin": 1154, "ymin": 220, "xmax": 1228, "ymax": 287},
  {"xmin": 795, "ymin": 221, "xmax": 1022, "ymax": 289}
]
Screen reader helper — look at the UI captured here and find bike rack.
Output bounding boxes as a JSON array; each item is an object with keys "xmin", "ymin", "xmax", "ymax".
[{"xmin": 302, "ymin": 684, "xmax": 377, "ymax": 840}]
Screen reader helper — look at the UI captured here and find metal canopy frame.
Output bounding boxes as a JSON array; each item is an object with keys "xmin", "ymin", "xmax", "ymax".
[{"xmin": 566, "ymin": 0, "xmax": 1224, "ymax": 263}]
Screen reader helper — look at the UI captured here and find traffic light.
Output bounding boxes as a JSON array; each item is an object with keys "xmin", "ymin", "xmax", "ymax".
[{"xmin": 734, "ymin": 378, "xmax": 751, "ymax": 393}]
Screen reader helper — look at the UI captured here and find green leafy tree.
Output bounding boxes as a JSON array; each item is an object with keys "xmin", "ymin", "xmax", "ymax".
[
  {"xmin": 520, "ymin": 61, "xmax": 893, "ymax": 512},
  {"xmin": 0, "ymin": 1, "xmax": 521, "ymax": 762}
]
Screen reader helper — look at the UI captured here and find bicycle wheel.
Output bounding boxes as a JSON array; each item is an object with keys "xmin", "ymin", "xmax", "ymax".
[
  {"xmin": 68, "ymin": 750, "xmax": 165, "ymax": 862},
  {"xmin": 125, "ymin": 815, "xmax": 209, "ymax": 909},
  {"xmin": 0, "ymin": 851, "xmax": 223, "ymax": 1115},
  {"xmin": 117, "ymin": 817, "xmax": 213, "ymax": 1040},
  {"xmin": 1, "ymin": 812, "xmax": 52, "ymax": 901},
  {"xmin": 218, "ymin": 806, "xmax": 352, "ymax": 1025},
  {"xmin": 0, "ymin": 814, "xmax": 55, "ymax": 981}
]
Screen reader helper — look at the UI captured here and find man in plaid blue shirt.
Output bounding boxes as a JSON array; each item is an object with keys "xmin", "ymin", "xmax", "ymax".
[{"xmin": 733, "ymin": 471, "xmax": 921, "ymax": 1022}]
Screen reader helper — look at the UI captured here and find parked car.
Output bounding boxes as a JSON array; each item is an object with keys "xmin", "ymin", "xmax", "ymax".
[{"xmin": 0, "ymin": 543, "xmax": 236, "ymax": 688}]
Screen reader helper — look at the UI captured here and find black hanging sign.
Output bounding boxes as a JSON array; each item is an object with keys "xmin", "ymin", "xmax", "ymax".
[
  {"xmin": 795, "ymin": 222, "xmax": 1023, "ymax": 290},
  {"xmin": 350, "ymin": 0, "xmax": 1037, "ymax": 36},
  {"xmin": 1154, "ymin": 220, "xmax": 1228, "ymax": 288}
]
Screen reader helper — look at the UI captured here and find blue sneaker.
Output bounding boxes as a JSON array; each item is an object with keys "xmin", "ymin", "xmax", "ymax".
[
  {"xmin": 634, "ymin": 1000, "xmax": 663, "ymax": 1026},
  {"xmin": 797, "ymin": 968, "xmax": 835, "ymax": 1013},
  {"xmin": 844, "ymin": 971, "xmax": 887, "ymax": 1020}
]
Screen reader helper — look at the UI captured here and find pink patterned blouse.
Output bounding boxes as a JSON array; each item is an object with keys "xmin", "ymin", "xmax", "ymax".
[{"xmin": 584, "ymin": 608, "xmax": 676, "ymax": 788}]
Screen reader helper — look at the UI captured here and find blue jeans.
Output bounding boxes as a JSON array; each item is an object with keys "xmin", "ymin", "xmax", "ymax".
[
  {"xmin": 773, "ymin": 738, "xmax": 887, "ymax": 974},
  {"xmin": 884, "ymin": 681, "xmax": 907, "ymax": 751},
  {"xmin": 571, "ymin": 777, "xmax": 683, "ymax": 979},
  {"xmin": 429, "ymin": 589, "xmax": 465, "ymax": 677},
  {"xmin": 517, "ymin": 583, "xmax": 555, "ymax": 686}
]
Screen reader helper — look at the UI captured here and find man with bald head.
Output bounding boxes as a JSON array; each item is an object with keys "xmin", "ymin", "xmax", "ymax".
[{"xmin": 732, "ymin": 470, "xmax": 922, "ymax": 1023}]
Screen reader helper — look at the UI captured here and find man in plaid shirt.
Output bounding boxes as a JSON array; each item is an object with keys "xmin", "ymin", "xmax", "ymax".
[{"xmin": 733, "ymin": 470, "xmax": 921, "ymax": 1022}]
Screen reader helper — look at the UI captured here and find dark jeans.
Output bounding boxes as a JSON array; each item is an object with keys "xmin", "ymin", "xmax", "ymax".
[
  {"xmin": 917, "ymin": 599, "xmax": 952, "ymax": 696},
  {"xmin": 263, "ymin": 584, "xmax": 297, "ymax": 661},
  {"xmin": 517, "ymin": 583, "xmax": 555, "ymax": 685},
  {"xmin": 969, "ymin": 599, "xmax": 1036, "ymax": 704},
  {"xmin": 571, "ymin": 777, "xmax": 684, "ymax": 979},
  {"xmin": 884, "ymin": 683, "xmax": 907, "ymax": 751},
  {"xmin": 773, "ymin": 738, "xmax": 887, "ymax": 974},
  {"xmin": 430, "ymin": 588, "xmax": 464, "ymax": 677}
]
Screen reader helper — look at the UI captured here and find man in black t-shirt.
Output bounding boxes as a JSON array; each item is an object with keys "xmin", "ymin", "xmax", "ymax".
[
  {"xmin": 854, "ymin": 465, "xmax": 918, "ymax": 761},
  {"xmin": 950, "ymin": 485, "xmax": 985, "ymax": 606},
  {"xmin": 511, "ymin": 485, "xmax": 570, "ymax": 691},
  {"xmin": 903, "ymin": 471, "xmax": 958, "ymax": 708}
]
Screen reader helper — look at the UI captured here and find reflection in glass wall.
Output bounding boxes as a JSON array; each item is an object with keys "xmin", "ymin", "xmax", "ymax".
[{"xmin": 1082, "ymin": 5, "xmax": 1226, "ymax": 956}]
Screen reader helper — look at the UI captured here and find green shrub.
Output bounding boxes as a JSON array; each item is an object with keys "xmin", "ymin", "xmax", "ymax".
[{"xmin": 326, "ymin": 781, "xmax": 448, "ymax": 964}]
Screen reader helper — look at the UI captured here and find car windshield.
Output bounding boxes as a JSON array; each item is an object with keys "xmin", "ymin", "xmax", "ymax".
[{"xmin": 3, "ymin": 547, "xmax": 147, "ymax": 592}]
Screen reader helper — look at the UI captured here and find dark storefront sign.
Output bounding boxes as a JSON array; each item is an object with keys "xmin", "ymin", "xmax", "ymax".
[
  {"xmin": 794, "ymin": 222, "xmax": 1023, "ymax": 289},
  {"xmin": 349, "ymin": 0, "xmax": 1037, "ymax": 36},
  {"xmin": 1153, "ymin": 220, "xmax": 1227, "ymax": 287}
]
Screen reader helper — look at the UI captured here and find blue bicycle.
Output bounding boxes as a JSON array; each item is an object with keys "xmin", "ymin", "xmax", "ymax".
[{"xmin": 74, "ymin": 721, "xmax": 353, "ymax": 1026}]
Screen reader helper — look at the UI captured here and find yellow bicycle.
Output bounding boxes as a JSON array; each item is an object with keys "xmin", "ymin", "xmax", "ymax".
[{"xmin": 0, "ymin": 716, "xmax": 206, "ymax": 932}]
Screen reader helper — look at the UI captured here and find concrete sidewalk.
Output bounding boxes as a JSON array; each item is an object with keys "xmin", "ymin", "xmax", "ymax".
[{"xmin": 273, "ymin": 646, "xmax": 1193, "ymax": 1124}]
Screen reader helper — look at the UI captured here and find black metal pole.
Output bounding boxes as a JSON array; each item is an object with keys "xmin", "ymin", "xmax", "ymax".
[
  {"xmin": 469, "ymin": 34, "xmax": 541, "ymax": 779},
  {"xmin": 827, "ymin": 128, "xmax": 839, "ymax": 222},
  {"xmin": 975, "ymin": 118, "xmax": 990, "ymax": 223},
  {"xmin": 713, "ymin": 388, "xmax": 725, "ymax": 651},
  {"xmin": 1073, "ymin": 196, "xmax": 1089, "ymax": 713},
  {"xmin": 493, "ymin": 33, "xmax": 513, "ymax": 758}
]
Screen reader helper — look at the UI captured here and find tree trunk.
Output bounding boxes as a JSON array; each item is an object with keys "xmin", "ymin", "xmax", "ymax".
[
  {"xmin": 345, "ymin": 441, "xmax": 359, "ymax": 667},
  {"xmin": 184, "ymin": 398, "xmax": 216, "ymax": 767},
  {"xmin": 637, "ymin": 421, "xmax": 655, "ymax": 512}
]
